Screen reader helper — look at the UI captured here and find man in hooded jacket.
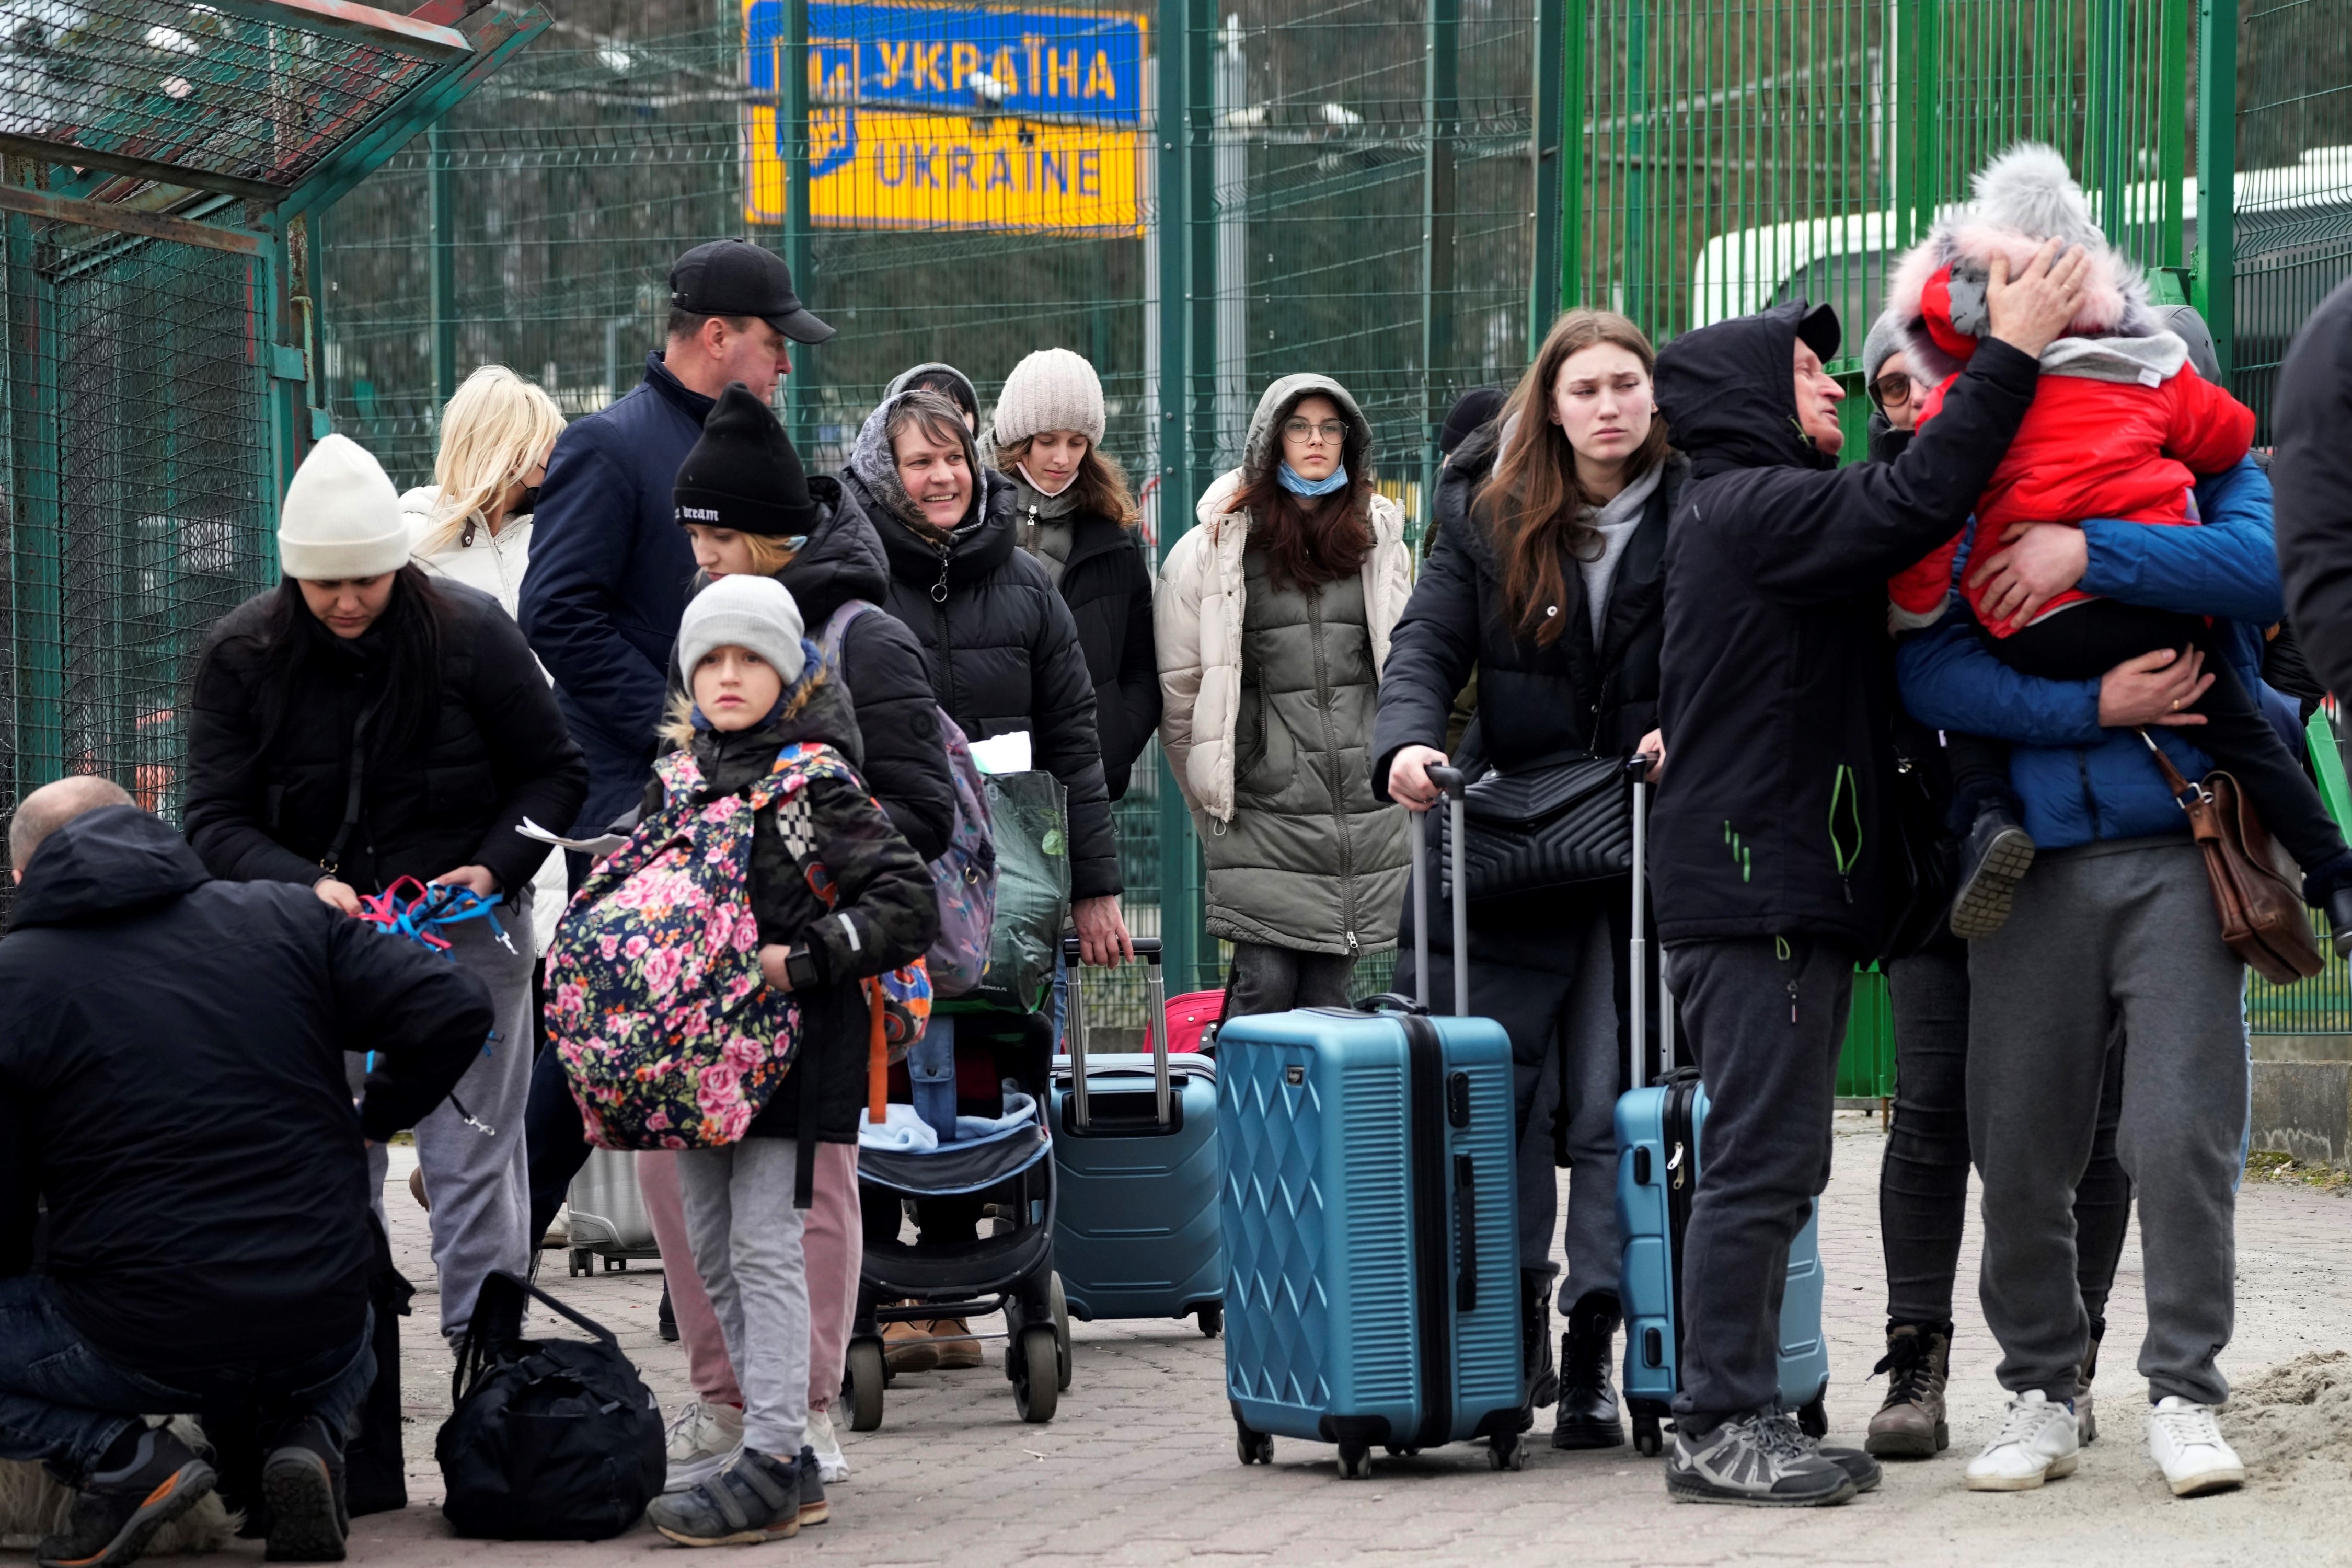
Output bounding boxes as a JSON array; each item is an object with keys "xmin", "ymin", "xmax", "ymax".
[{"xmin": 1643, "ymin": 246, "xmax": 2088, "ymax": 1506}]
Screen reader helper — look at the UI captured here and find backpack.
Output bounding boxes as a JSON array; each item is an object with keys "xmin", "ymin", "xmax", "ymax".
[
  {"xmin": 436, "ymin": 1272, "xmax": 665, "ymax": 1540},
  {"xmin": 816, "ymin": 599, "xmax": 997, "ymax": 996},
  {"xmin": 544, "ymin": 744, "xmax": 823, "ymax": 1149}
]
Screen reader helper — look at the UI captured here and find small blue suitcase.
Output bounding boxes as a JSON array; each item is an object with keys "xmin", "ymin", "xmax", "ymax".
[
  {"xmin": 1614, "ymin": 779, "xmax": 1832, "ymax": 1456},
  {"xmin": 1049, "ymin": 938, "xmax": 1225, "ymax": 1333},
  {"xmin": 1218, "ymin": 771, "xmax": 1528, "ymax": 1478}
]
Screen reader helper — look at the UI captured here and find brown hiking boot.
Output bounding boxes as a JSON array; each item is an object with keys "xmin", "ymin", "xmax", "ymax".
[
  {"xmin": 881, "ymin": 1318, "xmax": 940, "ymax": 1373},
  {"xmin": 1864, "ymin": 1322, "xmax": 1951, "ymax": 1458},
  {"xmin": 929, "ymin": 1318, "xmax": 983, "ymax": 1370}
]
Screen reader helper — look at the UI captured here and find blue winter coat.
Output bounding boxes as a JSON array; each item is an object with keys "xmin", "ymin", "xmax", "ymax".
[
  {"xmin": 1896, "ymin": 456, "xmax": 2292, "ymax": 850},
  {"xmin": 520, "ymin": 352, "xmax": 712, "ymax": 835}
]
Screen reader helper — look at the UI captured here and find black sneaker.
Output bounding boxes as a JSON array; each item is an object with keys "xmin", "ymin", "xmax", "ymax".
[
  {"xmin": 1814, "ymin": 1442, "xmax": 1882, "ymax": 1494},
  {"xmin": 645, "ymin": 1447, "xmax": 801, "ymax": 1546},
  {"xmin": 37, "ymin": 1424, "xmax": 219, "ymax": 1568},
  {"xmin": 1948, "ymin": 805, "xmax": 2036, "ymax": 939},
  {"xmin": 260, "ymin": 1418, "xmax": 348, "ymax": 1562},
  {"xmin": 1665, "ymin": 1411, "xmax": 1857, "ymax": 1507},
  {"xmin": 794, "ymin": 1445, "xmax": 828, "ymax": 1526},
  {"xmin": 658, "ymin": 1286, "xmax": 680, "ymax": 1343}
]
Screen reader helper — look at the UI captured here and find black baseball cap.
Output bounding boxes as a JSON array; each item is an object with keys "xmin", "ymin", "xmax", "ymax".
[{"xmin": 668, "ymin": 239, "xmax": 835, "ymax": 345}]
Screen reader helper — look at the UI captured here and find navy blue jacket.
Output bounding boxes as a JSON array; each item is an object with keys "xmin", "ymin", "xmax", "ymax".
[
  {"xmin": 521, "ymin": 352, "xmax": 712, "ymax": 834},
  {"xmin": 1898, "ymin": 457, "xmax": 2290, "ymax": 849}
]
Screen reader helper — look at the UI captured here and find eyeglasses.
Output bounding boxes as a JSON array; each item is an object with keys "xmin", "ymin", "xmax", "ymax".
[
  {"xmin": 1871, "ymin": 372, "xmax": 1920, "ymax": 409},
  {"xmin": 1283, "ymin": 418, "xmax": 1348, "ymax": 444}
]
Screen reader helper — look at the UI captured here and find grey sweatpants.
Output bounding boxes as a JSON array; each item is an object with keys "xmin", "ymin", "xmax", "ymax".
[
  {"xmin": 1968, "ymin": 836, "xmax": 2246, "ymax": 1406},
  {"xmin": 677, "ymin": 1138, "xmax": 810, "ymax": 1459},
  {"xmin": 357, "ymin": 900, "xmax": 535, "ymax": 1341},
  {"xmin": 1663, "ymin": 934, "xmax": 1856, "ymax": 1427}
]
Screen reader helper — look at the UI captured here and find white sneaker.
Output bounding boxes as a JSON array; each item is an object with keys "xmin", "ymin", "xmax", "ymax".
[
  {"xmin": 2147, "ymin": 1396, "xmax": 2246, "ymax": 1497},
  {"xmin": 1965, "ymin": 1389, "xmax": 2081, "ymax": 1491},
  {"xmin": 805, "ymin": 1407, "xmax": 850, "ymax": 1483},
  {"xmin": 662, "ymin": 1400, "xmax": 744, "ymax": 1494}
]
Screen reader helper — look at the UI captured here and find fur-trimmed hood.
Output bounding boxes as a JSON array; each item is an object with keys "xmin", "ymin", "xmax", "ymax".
[{"xmin": 1885, "ymin": 142, "xmax": 2160, "ymax": 384}]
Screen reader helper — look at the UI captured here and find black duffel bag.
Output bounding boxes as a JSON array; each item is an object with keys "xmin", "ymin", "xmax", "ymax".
[
  {"xmin": 1428, "ymin": 754, "xmax": 1635, "ymax": 902},
  {"xmin": 436, "ymin": 1272, "xmax": 664, "ymax": 1540}
]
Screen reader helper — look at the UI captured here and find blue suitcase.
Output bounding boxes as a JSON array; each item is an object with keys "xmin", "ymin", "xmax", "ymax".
[
  {"xmin": 1614, "ymin": 778, "xmax": 1832, "ymax": 1456},
  {"xmin": 1218, "ymin": 771, "xmax": 1528, "ymax": 1478},
  {"xmin": 1048, "ymin": 938, "xmax": 1226, "ymax": 1333}
]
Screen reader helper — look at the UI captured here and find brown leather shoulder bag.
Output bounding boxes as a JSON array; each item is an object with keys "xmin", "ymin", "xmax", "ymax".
[{"xmin": 2139, "ymin": 731, "xmax": 2324, "ymax": 985}]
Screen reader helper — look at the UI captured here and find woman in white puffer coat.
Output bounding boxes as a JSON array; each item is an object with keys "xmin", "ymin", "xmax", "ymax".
[{"xmin": 403, "ymin": 363, "xmax": 570, "ymax": 953}]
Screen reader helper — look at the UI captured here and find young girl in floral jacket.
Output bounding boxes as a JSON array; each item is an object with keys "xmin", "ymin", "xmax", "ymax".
[{"xmin": 642, "ymin": 573, "xmax": 938, "ymax": 1547}]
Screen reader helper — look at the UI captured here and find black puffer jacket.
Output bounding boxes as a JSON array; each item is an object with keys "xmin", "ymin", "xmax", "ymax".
[
  {"xmin": 642, "ymin": 671, "xmax": 939, "ymax": 1144},
  {"xmin": 1005, "ymin": 483, "xmax": 1161, "ymax": 801},
  {"xmin": 1651, "ymin": 301, "xmax": 2039, "ymax": 952},
  {"xmin": 764, "ymin": 475, "xmax": 956, "ymax": 861},
  {"xmin": 846, "ymin": 396, "xmax": 1120, "ymax": 902},
  {"xmin": 185, "ymin": 578, "xmax": 587, "ymax": 900}
]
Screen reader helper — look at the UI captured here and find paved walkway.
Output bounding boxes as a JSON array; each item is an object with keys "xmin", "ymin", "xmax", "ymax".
[{"xmin": 351, "ymin": 1116, "xmax": 2352, "ymax": 1568}]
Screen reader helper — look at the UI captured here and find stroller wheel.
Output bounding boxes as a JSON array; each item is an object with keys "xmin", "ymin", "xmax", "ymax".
[
  {"xmin": 846, "ymin": 1339, "xmax": 886, "ymax": 1432},
  {"xmin": 1049, "ymin": 1273, "xmax": 1073, "ymax": 1391},
  {"xmin": 1011, "ymin": 1325, "xmax": 1059, "ymax": 1423}
]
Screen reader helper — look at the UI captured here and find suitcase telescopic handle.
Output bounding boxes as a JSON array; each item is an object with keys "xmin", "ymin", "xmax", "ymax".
[
  {"xmin": 1059, "ymin": 935, "xmax": 1168, "ymax": 1129},
  {"xmin": 1421, "ymin": 766, "xmax": 1470, "ymax": 1018},
  {"xmin": 1628, "ymin": 766, "xmax": 1648, "ymax": 1093}
]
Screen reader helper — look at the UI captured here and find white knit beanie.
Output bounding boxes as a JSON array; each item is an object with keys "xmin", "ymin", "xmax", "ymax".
[
  {"xmin": 677, "ymin": 573, "xmax": 807, "ymax": 688},
  {"xmin": 991, "ymin": 347, "xmax": 1105, "ymax": 449},
  {"xmin": 278, "ymin": 434, "xmax": 409, "ymax": 579}
]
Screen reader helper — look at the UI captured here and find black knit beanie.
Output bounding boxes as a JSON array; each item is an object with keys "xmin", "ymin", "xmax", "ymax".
[{"xmin": 674, "ymin": 382, "xmax": 820, "ymax": 536}]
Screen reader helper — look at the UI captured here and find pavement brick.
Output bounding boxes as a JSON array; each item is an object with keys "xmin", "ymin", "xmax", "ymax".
[{"xmin": 349, "ymin": 1117, "xmax": 2352, "ymax": 1568}]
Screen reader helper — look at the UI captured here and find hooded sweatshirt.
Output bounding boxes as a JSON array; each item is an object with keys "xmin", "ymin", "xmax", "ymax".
[
  {"xmin": 0, "ymin": 807, "xmax": 490, "ymax": 1372},
  {"xmin": 1650, "ymin": 300, "xmax": 2039, "ymax": 953}
]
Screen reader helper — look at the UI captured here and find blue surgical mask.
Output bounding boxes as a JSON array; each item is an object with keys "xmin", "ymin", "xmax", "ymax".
[{"xmin": 1277, "ymin": 461, "xmax": 1350, "ymax": 498}]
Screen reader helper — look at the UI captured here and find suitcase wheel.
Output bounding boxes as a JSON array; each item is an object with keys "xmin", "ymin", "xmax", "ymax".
[
  {"xmin": 1233, "ymin": 1414, "xmax": 1273, "ymax": 1466},
  {"xmin": 1335, "ymin": 1442, "xmax": 1373, "ymax": 1480},
  {"xmin": 568, "ymin": 1248, "xmax": 589, "ymax": 1278},
  {"xmin": 603, "ymin": 1255, "xmax": 627, "ymax": 1272},
  {"xmin": 1798, "ymin": 1395, "xmax": 1829, "ymax": 1439},
  {"xmin": 1488, "ymin": 1431, "xmax": 1525, "ymax": 1472},
  {"xmin": 1633, "ymin": 1414, "xmax": 1663, "ymax": 1457},
  {"xmin": 1195, "ymin": 1301, "xmax": 1222, "ymax": 1339},
  {"xmin": 845, "ymin": 1339, "xmax": 886, "ymax": 1433}
]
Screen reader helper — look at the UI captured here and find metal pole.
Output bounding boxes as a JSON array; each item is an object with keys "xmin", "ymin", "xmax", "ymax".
[
  {"xmin": 2195, "ymin": 0, "xmax": 2237, "ymax": 382},
  {"xmin": 5, "ymin": 195, "xmax": 63, "ymax": 798},
  {"xmin": 1558, "ymin": 0, "xmax": 1586, "ymax": 313},
  {"xmin": 782, "ymin": 0, "xmax": 814, "ymax": 446},
  {"xmin": 1528, "ymin": 0, "xmax": 1564, "ymax": 352},
  {"xmin": 1420, "ymin": 0, "xmax": 1458, "ymax": 538},
  {"xmin": 427, "ymin": 118, "xmax": 456, "ymax": 409},
  {"xmin": 1155, "ymin": 0, "xmax": 1204, "ymax": 992}
]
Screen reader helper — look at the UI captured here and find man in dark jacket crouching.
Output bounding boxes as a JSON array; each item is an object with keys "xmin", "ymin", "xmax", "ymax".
[
  {"xmin": 0, "ymin": 779, "xmax": 490, "ymax": 1568},
  {"xmin": 1643, "ymin": 246, "xmax": 2088, "ymax": 1506}
]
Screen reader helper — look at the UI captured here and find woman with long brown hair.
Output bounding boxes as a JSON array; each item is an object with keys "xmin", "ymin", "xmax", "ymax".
[
  {"xmin": 1372, "ymin": 308, "xmax": 1686, "ymax": 1451},
  {"xmin": 1157, "ymin": 373, "xmax": 1413, "ymax": 1013}
]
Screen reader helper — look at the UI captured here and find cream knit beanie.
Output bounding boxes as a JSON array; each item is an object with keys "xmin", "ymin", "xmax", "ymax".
[
  {"xmin": 279, "ymin": 434, "xmax": 409, "ymax": 580},
  {"xmin": 991, "ymin": 347, "xmax": 1105, "ymax": 448}
]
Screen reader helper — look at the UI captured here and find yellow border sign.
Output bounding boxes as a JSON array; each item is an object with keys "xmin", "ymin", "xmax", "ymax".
[{"xmin": 745, "ymin": 1, "xmax": 1145, "ymax": 235}]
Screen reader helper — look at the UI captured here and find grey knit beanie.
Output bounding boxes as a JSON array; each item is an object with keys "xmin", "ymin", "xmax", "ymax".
[
  {"xmin": 991, "ymin": 347, "xmax": 1105, "ymax": 448},
  {"xmin": 1861, "ymin": 311, "xmax": 1907, "ymax": 386},
  {"xmin": 677, "ymin": 573, "xmax": 806, "ymax": 688}
]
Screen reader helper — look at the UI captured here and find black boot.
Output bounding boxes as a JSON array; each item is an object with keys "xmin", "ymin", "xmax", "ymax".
[
  {"xmin": 1521, "ymin": 1271, "xmax": 1558, "ymax": 1414},
  {"xmin": 1550, "ymin": 1292, "xmax": 1625, "ymax": 1450},
  {"xmin": 1949, "ymin": 804, "xmax": 2036, "ymax": 940},
  {"xmin": 659, "ymin": 1285, "xmax": 679, "ymax": 1343}
]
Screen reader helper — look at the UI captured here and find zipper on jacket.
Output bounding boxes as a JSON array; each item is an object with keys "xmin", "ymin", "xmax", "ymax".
[{"xmin": 1305, "ymin": 585, "xmax": 1359, "ymax": 954}]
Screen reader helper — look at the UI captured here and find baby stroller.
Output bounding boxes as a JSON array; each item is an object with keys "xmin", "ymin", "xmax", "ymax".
[{"xmin": 845, "ymin": 1010, "xmax": 1070, "ymax": 1429}]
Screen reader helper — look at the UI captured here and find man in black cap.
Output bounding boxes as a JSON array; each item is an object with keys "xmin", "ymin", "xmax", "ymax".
[
  {"xmin": 1639, "ymin": 245, "xmax": 2087, "ymax": 1508},
  {"xmin": 521, "ymin": 238, "xmax": 834, "ymax": 857}
]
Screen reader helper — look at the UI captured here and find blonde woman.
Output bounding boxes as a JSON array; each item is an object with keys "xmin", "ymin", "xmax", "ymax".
[
  {"xmin": 403, "ymin": 364, "xmax": 566, "ymax": 618},
  {"xmin": 404, "ymin": 364, "xmax": 569, "ymax": 952}
]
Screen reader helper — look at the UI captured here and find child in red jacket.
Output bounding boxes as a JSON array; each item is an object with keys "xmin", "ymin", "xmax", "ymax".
[{"xmin": 1884, "ymin": 143, "xmax": 2352, "ymax": 943}]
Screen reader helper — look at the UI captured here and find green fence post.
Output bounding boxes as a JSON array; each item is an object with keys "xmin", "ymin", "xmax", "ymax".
[
  {"xmin": 5, "ymin": 203, "xmax": 64, "ymax": 799},
  {"xmin": 1557, "ymin": 0, "xmax": 1586, "ymax": 315},
  {"xmin": 782, "ymin": 0, "xmax": 814, "ymax": 450},
  {"xmin": 1528, "ymin": 0, "xmax": 1563, "ymax": 352},
  {"xmin": 2195, "ymin": 0, "xmax": 2237, "ymax": 381},
  {"xmin": 1155, "ymin": 0, "xmax": 1205, "ymax": 994},
  {"xmin": 1421, "ymin": 0, "xmax": 1460, "ymax": 525},
  {"xmin": 428, "ymin": 118, "xmax": 457, "ymax": 410}
]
